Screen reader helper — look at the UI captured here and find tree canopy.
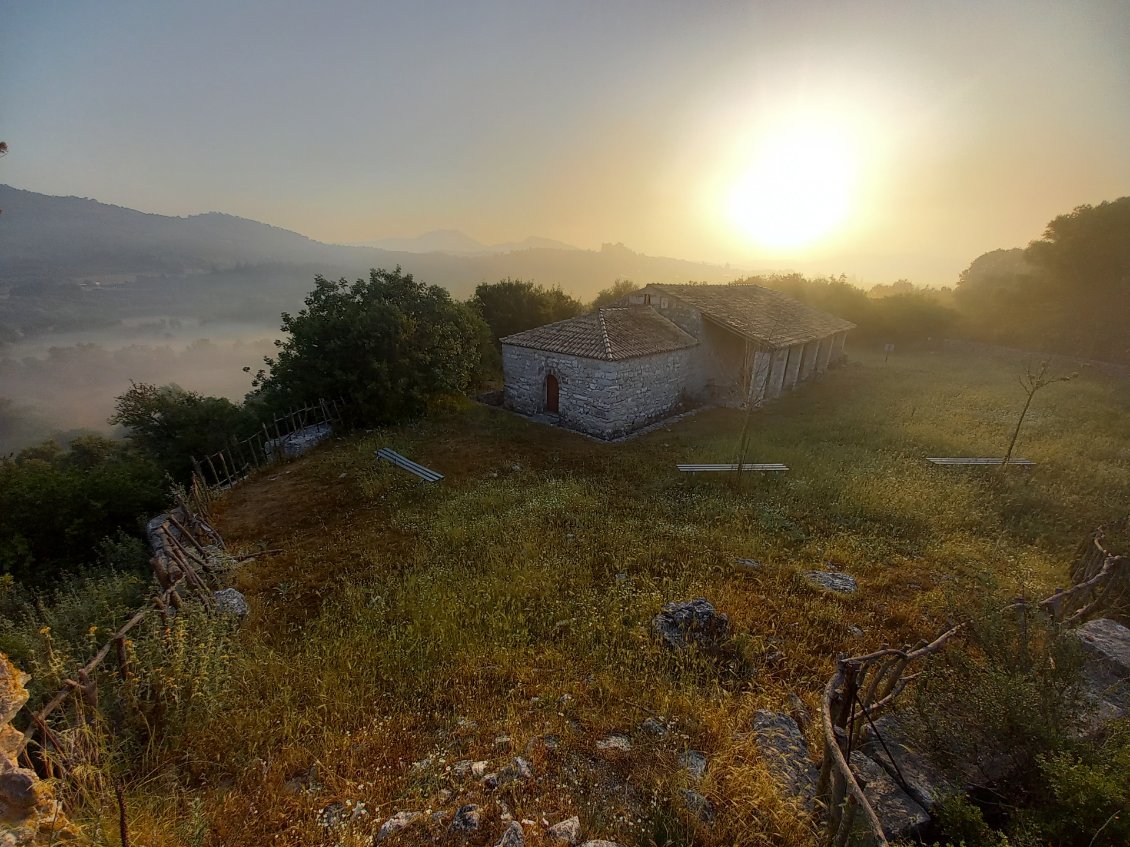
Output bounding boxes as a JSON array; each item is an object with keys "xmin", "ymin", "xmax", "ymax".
[
  {"xmin": 253, "ymin": 267, "xmax": 488, "ymax": 423},
  {"xmin": 110, "ymin": 382, "xmax": 256, "ymax": 481},
  {"xmin": 471, "ymin": 278, "xmax": 584, "ymax": 344},
  {"xmin": 0, "ymin": 436, "xmax": 166, "ymax": 585},
  {"xmin": 955, "ymin": 198, "xmax": 1130, "ymax": 360},
  {"xmin": 590, "ymin": 279, "xmax": 640, "ymax": 309}
]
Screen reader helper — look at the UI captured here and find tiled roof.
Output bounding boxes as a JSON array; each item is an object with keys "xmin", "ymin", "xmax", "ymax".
[
  {"xmin": 500, "ymin": 306, "xmax": 699, "ymax": 361},
  {"xmin": 651, "ymin": 283, "xmax": 855, "ymax": 348}
]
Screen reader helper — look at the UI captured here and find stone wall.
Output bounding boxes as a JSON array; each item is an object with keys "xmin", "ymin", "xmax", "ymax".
[
  {"xmin": 502, "ymin": 344, "xmax": 695, "ymax": 439},
  {"xmin": 632, "ymin": 286, "xmax": 755, "ymax": 407}
]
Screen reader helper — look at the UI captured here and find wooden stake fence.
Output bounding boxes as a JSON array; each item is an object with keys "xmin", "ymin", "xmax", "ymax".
[
  {"xmin": 817, "ymin": 529, "xmax": 1128, "ymax": 845},
  {"xmin": 191, "ymin": 396, "xmax": 346, "ymax": 491},
  {"xmin": 12, "ymin": 503, "xmax": 228, "ymax": 775}
]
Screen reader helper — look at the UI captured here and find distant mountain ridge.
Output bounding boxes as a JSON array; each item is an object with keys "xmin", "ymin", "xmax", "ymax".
[
  {"xmin": 358, "ymin": 229, "xmax": 581, "ymax": 254},
  {"xmin": 0, "ymin": 184, "xmax": 746, "ymax": 340}
]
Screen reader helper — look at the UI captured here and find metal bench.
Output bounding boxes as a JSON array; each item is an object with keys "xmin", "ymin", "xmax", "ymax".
[
  {"xmin": 926, "ymin": 457, "xmax": 1035, "ymax": 467},
  {"xmin": 677, "ymin": 463, "xmax": 789, "ymax": 474},
  {"xmin": 376, "ymin": 448, "xmax": 444, "ymax": 482}
]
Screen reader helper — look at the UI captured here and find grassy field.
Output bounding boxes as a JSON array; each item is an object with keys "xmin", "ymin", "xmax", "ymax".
[{"xmin": 100, "ymin": 348, "xmax": 1129, "ymax": 846}]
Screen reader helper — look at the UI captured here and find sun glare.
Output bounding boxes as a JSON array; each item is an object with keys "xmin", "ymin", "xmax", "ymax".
[{"xmin": 728, "ymin": 124, "xmax": 858, "ymax": 251}]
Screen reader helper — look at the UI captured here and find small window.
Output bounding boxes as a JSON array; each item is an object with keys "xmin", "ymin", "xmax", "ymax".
[
  {"xmin": 645, "ymin": 294, "xmax": 653, "ymax": 305},
  {"xmin": 660, "ymin": 296, "xmax": 669, "ymax": 309}
]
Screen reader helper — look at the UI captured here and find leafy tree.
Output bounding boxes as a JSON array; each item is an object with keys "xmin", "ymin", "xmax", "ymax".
[
  {"xmin": 590, "ymin": 279, "xmax": 639, "ymax": 309},
  {"xmin": 0, "ymin": 436, "xmax": 166, "ymax": 585},
  {"xmin": 253, "ymin": 267, "xmax": 488, "ymax": 423},
  {"xmin": 1024, "ymin": 198, "xmax": 1130, "ymax": 358},
  {"xmin": 471, "ymin": 278, "xmax": 584, "ymax": 344},
  {"xmin": 954, "ymin": 200, "xmax": 1130, "ymax": 361},
  {"xmin": 110, "ymin": 382, "xmax": 256, "ymax": 481}
]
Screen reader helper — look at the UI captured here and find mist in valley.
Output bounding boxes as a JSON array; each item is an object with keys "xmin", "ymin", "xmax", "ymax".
[{"xmin": 0, "ymin": 326, "xmax": 278, "ymax": 453}]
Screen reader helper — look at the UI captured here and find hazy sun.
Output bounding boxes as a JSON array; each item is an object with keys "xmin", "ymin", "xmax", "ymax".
[{"xmin": 728, "ymin": 125, "xmax": 858, "ymax": 251}]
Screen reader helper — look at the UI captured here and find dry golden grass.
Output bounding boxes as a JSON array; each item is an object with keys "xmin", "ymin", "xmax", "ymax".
[{"xmin": 77, "ymin": 348, "xmax": 1130, "ymax": 846}]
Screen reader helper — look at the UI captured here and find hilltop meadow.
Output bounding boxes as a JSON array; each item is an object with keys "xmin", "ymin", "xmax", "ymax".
[{"xmin": 7, "ymin": 346, "xmax": 1126, "ymax": 846}]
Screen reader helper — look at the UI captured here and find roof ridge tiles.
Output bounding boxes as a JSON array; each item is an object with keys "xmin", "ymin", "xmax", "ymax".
[{"xmin": 597, "ymin": 308, "xmax": 614, "ymax": 359}]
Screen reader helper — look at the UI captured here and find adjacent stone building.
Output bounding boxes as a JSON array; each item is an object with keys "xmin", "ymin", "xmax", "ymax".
[{"xmin": 501, "ymin": 282, "xmax": 854, "ymax": 439}]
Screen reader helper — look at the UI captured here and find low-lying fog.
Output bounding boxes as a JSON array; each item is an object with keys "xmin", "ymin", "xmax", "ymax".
[{"xmin": 0, "ymin": 320, "xmax": 280, "ymax": 454}]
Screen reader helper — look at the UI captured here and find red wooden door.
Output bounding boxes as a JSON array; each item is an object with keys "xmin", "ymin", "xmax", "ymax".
[{"xmin": 545, "ymin": 373, "xmax": 559, "ymax": 413}]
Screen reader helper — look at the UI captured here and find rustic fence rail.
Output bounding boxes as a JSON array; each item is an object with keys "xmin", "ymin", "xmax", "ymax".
[
  {"xmin": 818, "ymin": 528, "xmax": 1128, "ymax": 845},
  {"xmin": 12, "ymin": 495, "xmax": 233, "ymax": 778},
  {"xmin": 191, "ymin": 396, "xmax": 346, "ymax": 491}
]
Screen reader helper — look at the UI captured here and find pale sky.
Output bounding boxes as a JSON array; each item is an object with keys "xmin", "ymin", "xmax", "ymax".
[{"xmin": 3, "ymin": 0, "xmax": 1129, "ymax": 286}]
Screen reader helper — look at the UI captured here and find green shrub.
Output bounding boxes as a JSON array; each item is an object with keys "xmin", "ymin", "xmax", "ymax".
[{"xmin": 1028, "ymin": 722, "xmax": 1130, "ymax": 846}]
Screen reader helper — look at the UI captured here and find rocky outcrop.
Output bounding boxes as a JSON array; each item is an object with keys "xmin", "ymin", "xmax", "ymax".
[
  {"xmin": 1075, "ymin": 617, "xmax": 1130, "ymax": 716},
  {"xmin": 751, "ymin": 710, "xmax": 818, "ymax": 808},
  {"xmin": 849, "ymin": 751, "xmax": 930, "ymax": 841},
  {"xmin": 803, "ymin": 571, "xmax": 857, "ymax": 593},
  {"xmin": 652, "ymin": 599, "xmax": 731, "ymax": 654},
  {"xmin": 212, "ymin": 588, "xmax": 249, "ymax": 617},
  {"xmin": 1, "ymin": 654, "xmax": 81, "ymax": 845}
]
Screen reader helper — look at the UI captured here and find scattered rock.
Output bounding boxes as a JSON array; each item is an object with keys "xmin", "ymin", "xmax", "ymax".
[
  {"xmin": 212, "ymin": 587, "xmax": 249, "ymax": 617},
  {"xmin": 547, "ymin": 815, "xmax": 582, "ymax": 845},
  {"xmin": 1075, "ymin": 617, "xmax": 1130, "ymax": 713},
  {"xmin": 615, "ymin": 572, "xmax": 629, "ymax": 583},
  {"xmin": 681, "ymin": 788, "xmax": 715, "ymax": 823},
  {"xmin": 471, "ymin": 761, "xmax": 490, "ymax": 778},
  {"xmin": 265, "ymin": 421, "xmax": 332, "ymax": 459},
  {"xmin": 496, "ymin": 820, "xmax": 525, "ymax": 847},
  {"xmin": 452, "ymin": 760, "xmax": 473, "ymax": 778},
  {"xmin": 578, "ymin": 842, "xmax": 625, "ymax": 847},
  {"xmin": 860, "ymin": 714, "xmax": 957, "ymax": 811},
  {"xmin": 494, "ymin": 734, "xmax": 513, "ymax": 750},
  {"xmin": 434, "ymin": 789, "xmax": 453, "ymax": 805},
  {"xmin": 376, "ymin": 811, "xmax": 420, "ymax": 842},
  {"xmin": 849, "ymin": 751, "xmax": 930, "ymax": 841},
  {"xmin": 318, "ymin": 802, "xmax": 346, "ymax": 829},
  {"xmin": 680, "ymin": 750, "xmax": 707, "ymax": 782},
  {"xmin": 450, "ymin": 804, "xmax": 482, "ymax": 833},
  {"xmin": 482, "ymin": 772, "xmax": 500, "ymax": 790},
  {"xmin": 0, "ymin": 769, "xmax": 38, "ymax": 810},
  {"xmin": 596, "ymin": 734, "xmax": 632, "ymax": 753},
  {"xmin": 640, "ymin": 717, "xmax": 668, "ymax": 737},
  {"xmin": 751, "ymin": 710, "xmax": 819, "ymax": 808},
  {"xmin": 652, "ymin": 598, "xmax": 731, "ymax": 653},
  {"xmin": 847, "ymin": 625, "xmax": 865, "ymax": 638},
  {"xmin": 0, "ymin": 654, "xmax": 30, "ymax": 725},
  {"xmin": 498, "ymin": 756, "xmax": 533, "ymax": 784},
  {"xmin": 281, "ymin": 763, "xmax": 320, "ymax": 795},
  {"xmin": 803, "ymin": 571, "xmax": 858, "ymax": 593},
  {"xmin": 787, "ymin": 693, "xmax": 811, "ymax": 733},
  {"xmin": 734, "ymin": 557, "xmax": 764, "ymax": 571},
  {"xmin": 526, "ymin": 734, "xmax": 560, "ymax": 754}
]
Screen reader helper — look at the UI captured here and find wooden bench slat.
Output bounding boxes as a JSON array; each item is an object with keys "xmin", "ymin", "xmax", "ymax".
[
  {"xmin": 926, "ymin": 457, "xmax": 1034, "ymax": 466},
  {"xmin": 677, "ymin": 463, "xmax": 789, "ymax": 472}
]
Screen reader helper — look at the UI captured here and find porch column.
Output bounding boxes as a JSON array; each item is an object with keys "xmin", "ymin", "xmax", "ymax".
[
  {"xmin": 767, "ymin": 348, "xmax": 788, "ymax": 399},
  {"xmin": 783, "ymin": 344, "xmax": 803, "ymax": 391},
  {"xmin": 816, "ymin": 336, "xmax": 834, "ymax": 372},
  {"xmin": 750, "ymin": 348, "xmax": 772, "ymax": 403},
  {"xmin": 830, "ymin": 331, "xmax": 848, "ymax": 365},
  {"xmin": 800, "ymin": 340, "xmax": 819, "ymax": 381}
]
